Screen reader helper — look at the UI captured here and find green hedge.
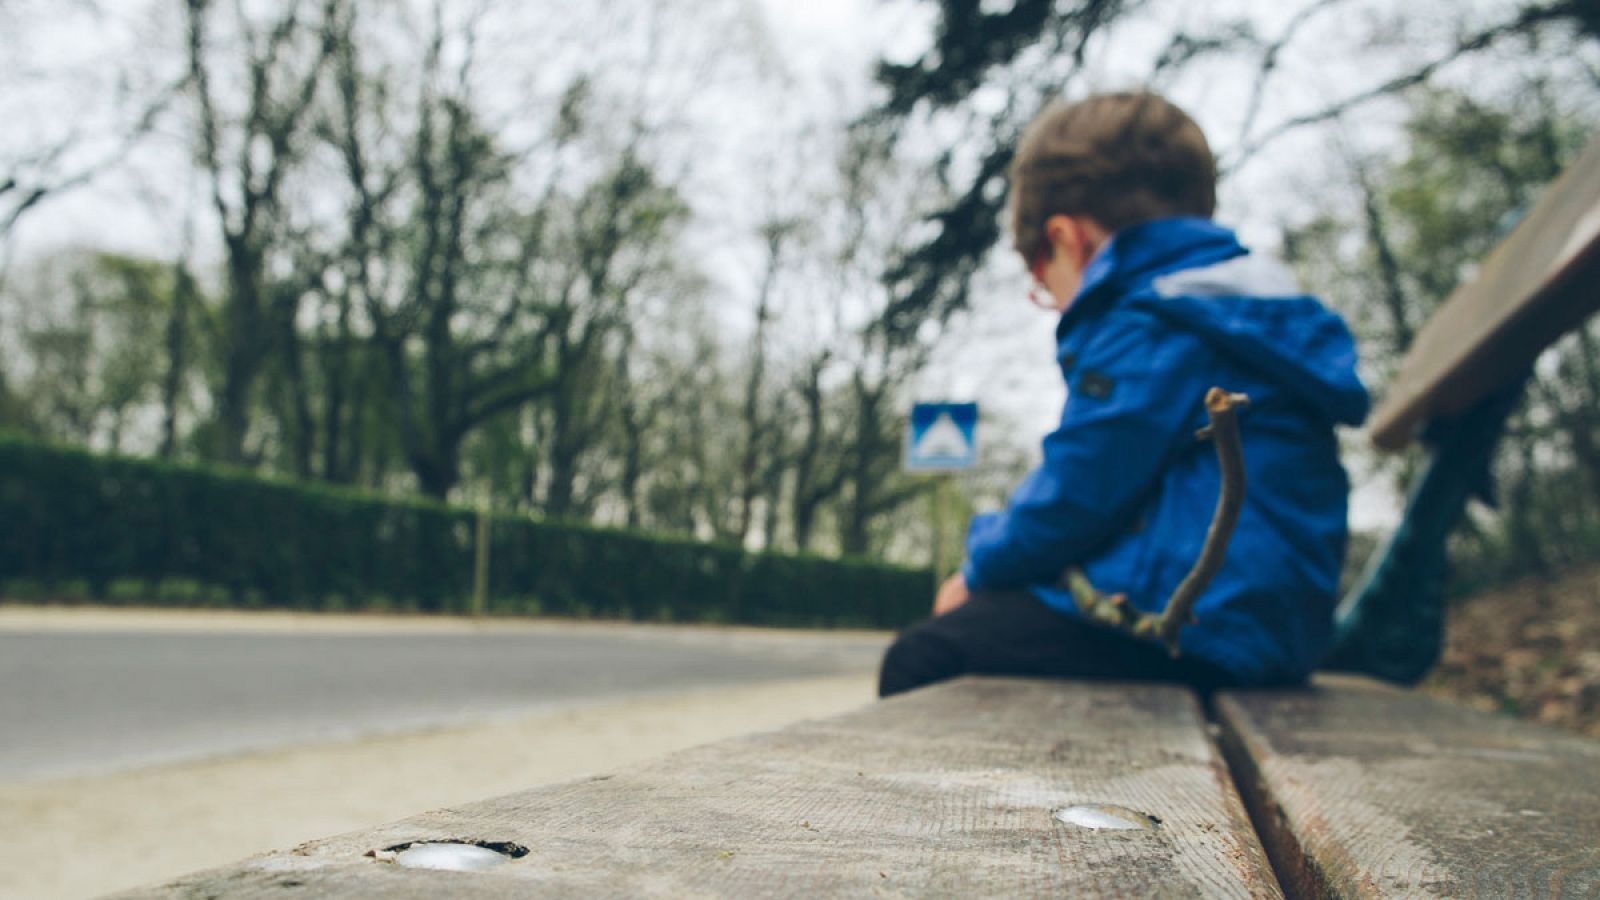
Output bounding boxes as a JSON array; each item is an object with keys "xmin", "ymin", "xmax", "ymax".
[{"xmin": 0, "ymin": 435, "xmax": 930, "ymax": 628}]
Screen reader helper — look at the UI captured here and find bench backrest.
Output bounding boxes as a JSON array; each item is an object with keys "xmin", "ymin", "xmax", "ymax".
[{"xmin": 1369, "ymin": 133, "xmax": 1600, "ymax": 451}]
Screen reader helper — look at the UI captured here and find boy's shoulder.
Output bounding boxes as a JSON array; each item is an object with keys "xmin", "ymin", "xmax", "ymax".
[
  {"xmin": 1146, "ymin": 251, "xmax": 1302, "ymax": 302},
  {"xmin": 1101, "ymin": 249, "xmax": 1368, "ymax": 428}
]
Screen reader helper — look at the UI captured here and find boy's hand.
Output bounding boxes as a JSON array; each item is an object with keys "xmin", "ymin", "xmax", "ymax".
[{"xmin": 933, "ymin": 573, "xmax": 971, "ymax": 616}]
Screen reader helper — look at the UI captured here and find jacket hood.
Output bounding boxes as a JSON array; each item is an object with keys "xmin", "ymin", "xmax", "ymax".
[{"xmin": 1063, "ymin": 217, "xmax": 1369, "ymax": 426}]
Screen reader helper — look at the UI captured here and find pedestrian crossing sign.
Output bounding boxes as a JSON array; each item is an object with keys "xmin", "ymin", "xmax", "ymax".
[{"xmin": 905, "ymin": 402, "xmax": 978, "ymax": 472}]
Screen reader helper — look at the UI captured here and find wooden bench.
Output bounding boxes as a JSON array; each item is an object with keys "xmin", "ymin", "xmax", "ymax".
[
  {"xmin": 112, "ymin": 676, "xmax": 1600, "ymax": 898},
  {"xmin": 1219, "ymin": 676, "xmax": 1600, "ymax": 897}
]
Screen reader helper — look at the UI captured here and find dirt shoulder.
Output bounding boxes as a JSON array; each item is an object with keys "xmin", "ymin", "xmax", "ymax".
[
  {"xmin": 1422, "ymin": 563, "xmax": 1600, "ymax": 738},
  {"xmin": 0, "ymin": 603, "xmax": 893, "ymax": 644},
  {"xmin": 0, "ymin": 672, "xmax": 877, "ymax": 900}
]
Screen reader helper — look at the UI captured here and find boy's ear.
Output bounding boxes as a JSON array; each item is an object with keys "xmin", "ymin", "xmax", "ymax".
[
  {"xmin": 1045, "ymin": 214, "xmax": 1109, "ymax": 264},
  {"xmin": 1042, "ymin": 215, "xmax": 1073, "ymax": 246},
  {"xmin": 1043, "ymin": 215, "xmax": 1089, "ymax": 263}
]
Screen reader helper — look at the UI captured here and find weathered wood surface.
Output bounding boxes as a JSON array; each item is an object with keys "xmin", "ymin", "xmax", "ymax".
[
  {"xmin": 113, "ymin": 678, "xmax": 1280, "ymax": 899},
  {"xmin": 1217, "ymin": 675, "xmax": 1600, "ymax": 897},
  {"xmin": 1369, "ymin": 133, "xmax": 1600, "ymax": 451}
]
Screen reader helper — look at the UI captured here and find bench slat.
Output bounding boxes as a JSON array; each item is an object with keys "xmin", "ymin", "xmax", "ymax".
[
  {"xmin": 1217, "ymin": 675, "xmax": 1600, "ymax": 897},
  {"xmin": 114, "ymin": 678, "xmax": 1281, "ymax": 898},
  {"xmin": 1369, "ymin": 134, "xmax": 1600, "ymax": 451}
]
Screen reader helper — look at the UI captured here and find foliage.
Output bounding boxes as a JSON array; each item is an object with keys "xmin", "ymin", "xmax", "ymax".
[
  {"xmin": 1290, "ymin": 80, "xmax": 1600, "ymax": 588},
  {"xmin": 1383, "ymin": 89, "xmax": 1589, "ymax": 352},
  {"xmin": 1, "ymin": 251, "xmax": 201, "ymax": 453},
  {"xmin": 0, "ymin": 434, "xmax": 931, "ymax": 628}
]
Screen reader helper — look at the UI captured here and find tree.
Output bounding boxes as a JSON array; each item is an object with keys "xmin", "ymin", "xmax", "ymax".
[
  {"xmin": 640, "ymin": 320, "xmax": 743, "ymax": 538},
  {"xmin": 731, "ymin": 218, "xmax": 796, "ymax": 545},
  {"xmin": 183, "ymin": 0, "xmax": 341, "ymax": 464},
  {"xmin": 1289, "ymin": 79, "xmax": 1598, "ymax": 582},
  {"xmin": 314, "ymin": 2, "xmax": 697, "ymax": 504},
  {"xmin": 790, "ymin": 123, "xmax": 936, "ymax": 557},
  {"xmin": 160, "ymin": 261, "xmax": 203, "ymax": 459},
  {"xmin": 3, "ymin": 251, "xmax": 190, "ymax": 452},
  {"xmin": 337, "ymin": 40, "xmax": 560, "ymax": 499},
  {"xmin": 538, "ymin": 149, "xmax": 689, "ymax": 518},
  {"xmin": 788, "ymin": 349, "xmax": 847, "ymax": 552}
]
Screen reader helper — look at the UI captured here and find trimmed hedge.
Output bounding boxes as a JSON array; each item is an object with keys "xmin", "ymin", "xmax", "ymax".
[{"xmin": 0, "ymin": 435, "xmax": 930, "ymax": 628}]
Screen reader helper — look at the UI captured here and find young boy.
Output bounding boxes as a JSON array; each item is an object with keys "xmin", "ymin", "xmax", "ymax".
[{"xmin": 879, "ymin": 92, "xmax": 1368, "ymax": 697}]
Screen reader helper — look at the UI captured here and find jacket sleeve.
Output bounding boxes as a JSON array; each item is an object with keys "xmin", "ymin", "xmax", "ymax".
[{"xmin": 961, "ymin": 315, "xmax": 1212, "ymax": 592}]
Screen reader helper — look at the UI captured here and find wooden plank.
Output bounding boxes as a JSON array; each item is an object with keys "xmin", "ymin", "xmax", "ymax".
[
  {"xmin": 113, "ymin": 678, "xmax": 1281, "ymax": 899},
  {"xmin": 1369, "ymin": 133, "xmax": 1600, "ymax": 451},
  {"xmin": 1216, "ymin": 675, "xmax": 1600, "ymax": 897}
]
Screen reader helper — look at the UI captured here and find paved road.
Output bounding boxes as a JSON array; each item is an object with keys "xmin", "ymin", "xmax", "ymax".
[{"xmin": 0, "ymin": 619, "xmax": 888, "ymax": 780}]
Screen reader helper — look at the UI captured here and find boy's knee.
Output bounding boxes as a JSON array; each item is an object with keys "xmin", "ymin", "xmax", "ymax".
[{"xmin": 877, "ymin": 624, "xmax": 964, "ymax": 698}]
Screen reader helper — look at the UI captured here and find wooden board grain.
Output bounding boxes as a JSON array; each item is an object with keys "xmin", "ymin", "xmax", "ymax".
[
  {"xmin": 1369, "ymin": 133, "xmax": 1600, "ymax": 451},
  {"xmin": 1217, "ymin": 675, "xmax": 1600, "ymax": 898},
  {"xmin": 112, "ymin": 678, "xmax": 1281, "ymax": 899}
]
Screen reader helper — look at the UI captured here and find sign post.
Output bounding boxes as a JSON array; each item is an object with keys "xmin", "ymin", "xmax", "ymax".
[{"xmin": 905, "ymin": 402, "xmax": 979, "ymax": 589}]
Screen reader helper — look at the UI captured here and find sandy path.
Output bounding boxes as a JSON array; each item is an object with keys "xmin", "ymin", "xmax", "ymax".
[{"xmin": 0, "ymin": 607, "xmax": 887, "ymax": 899}]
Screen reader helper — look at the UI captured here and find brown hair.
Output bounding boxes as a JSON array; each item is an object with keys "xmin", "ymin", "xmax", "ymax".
[{"xmin": 1008, "ymin": 91, "xmax": 1217, "ymax": 259}]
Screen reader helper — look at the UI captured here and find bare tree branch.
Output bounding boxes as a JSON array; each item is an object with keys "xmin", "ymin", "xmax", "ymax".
[
  {"xmin": 1, "ymin": 76, "xmax": 182, "ymax": 239},
  {"xmin": 1232, "ymin": 0, "xmax": 1352, "ymax": 154},
  {"xmin": 1146, "ymin": 20, "xmax": 1256, "ymax": 81},
  {"xmin": 1222, "ymin": 3, "xmax": 1578, "ymax": 177}
]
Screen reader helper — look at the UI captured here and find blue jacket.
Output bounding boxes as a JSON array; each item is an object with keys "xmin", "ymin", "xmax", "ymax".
[{"xmin": 961, "ymin": 217, "xmax": 1368, "ymax": 684}]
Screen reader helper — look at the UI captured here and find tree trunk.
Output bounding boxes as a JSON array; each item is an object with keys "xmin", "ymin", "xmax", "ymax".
[
  {"xmin": 1504, "ymin": 417, "xmax": 1547, "ymax": 577},
  {"xmin": 543, "ymin": 335, "xmax": 582, "ymax": 519},
  {"xmin": 159, "ymin": 261, "xmax": 194, "ymax": 459},
  {"xmin": 413, "ymin": 443, "xmax": 460, "ymax": 500},
  {"xmin": 275, "ymin": 287, "xmax": 315, "ymax": 478},
  {"xmin": 616, "ymin": 333, "xmax": 647, "ymax": 529},
  {"xmin": 320, "ymin": 288, "xmax": 354, "ymax": 482},
  {"xmin": 214, "ymin": 241, "xmax": 267, "ymax": 463},
  {"xmin": 736, "ymin": 224, "xmax": 786, "ymax": 543},
  {"xmin": 840, "ymin": 376, "xmax": 878, "ymax": 557},
  {"xmin": 1568, "ymin": 326, "xmax": 1600, "ymax": 506},
  {"xmin": 790, "ymin": 356, "xmax": 835, "ymax": 552},
  {"xmin": 1353, "ymin": 159, "xmax": 1415, "ymax": 360}
]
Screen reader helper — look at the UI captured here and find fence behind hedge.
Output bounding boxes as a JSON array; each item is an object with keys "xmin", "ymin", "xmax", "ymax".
[{"xmin": 0, "ymin": 435, "xmax": 930, "ymax": 628}]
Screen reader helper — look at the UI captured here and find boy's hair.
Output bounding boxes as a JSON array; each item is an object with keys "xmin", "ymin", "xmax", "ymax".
[{"xmin": 1008, "ymin": 91, "xmax": 1217, "ymax": 259}]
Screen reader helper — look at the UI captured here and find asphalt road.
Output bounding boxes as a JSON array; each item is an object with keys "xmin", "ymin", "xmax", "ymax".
[{"xmin": 0, "ymin": 619, "xmax": 888, "ymax": 780}]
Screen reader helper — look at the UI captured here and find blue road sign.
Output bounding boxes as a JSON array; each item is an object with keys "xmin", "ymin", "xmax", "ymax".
[{"xmin": 906, "ymin": 402, "xmax": 978, "ymax": 472}]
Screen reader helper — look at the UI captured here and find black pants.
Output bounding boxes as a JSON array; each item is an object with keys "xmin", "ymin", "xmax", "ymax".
[{"xmin": 878, "ymin": 591, "xmax": 1234, "ymax": 697}]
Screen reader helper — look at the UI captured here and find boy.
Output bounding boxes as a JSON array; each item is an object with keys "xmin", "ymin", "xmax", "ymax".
[{"xmin": 879, "ymin": 92, "xmax": 1368, "ymax": 697}]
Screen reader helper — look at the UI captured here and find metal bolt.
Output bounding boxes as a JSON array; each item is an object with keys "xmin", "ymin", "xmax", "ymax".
[
  {"xmin": 369, "ymin": 840, "xmax": 527, "ymax": 872},
  {"xmin": 1053, "ymin": 804, "xmax": 1161, "ymax": 831}
]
